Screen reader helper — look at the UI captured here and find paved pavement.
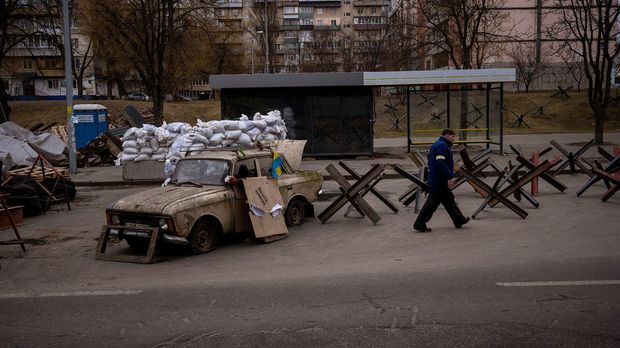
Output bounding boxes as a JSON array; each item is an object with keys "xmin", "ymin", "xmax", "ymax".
[{"xmin": 71, "ymin": 132, "xmax": 620, "ymax": 186}]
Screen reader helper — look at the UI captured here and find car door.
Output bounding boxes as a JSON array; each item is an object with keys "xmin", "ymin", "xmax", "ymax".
[{"xmin": 232, "ymin": 158, "xmax": 259, "ymax": 232}]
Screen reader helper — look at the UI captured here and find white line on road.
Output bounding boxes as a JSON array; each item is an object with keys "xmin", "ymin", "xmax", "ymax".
[
  {"xmin": 497, "ymin": 280, "xmax": 620, "ymax": 287},
  {"xmin": 0, "ymin": 290, "xmax": 142, "ymax": 299}
]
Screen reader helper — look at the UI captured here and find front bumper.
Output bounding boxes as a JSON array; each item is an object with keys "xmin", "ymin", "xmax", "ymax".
[{"xmin": 107, "ymin": 227, "xmax": 188, "ymax": 245}]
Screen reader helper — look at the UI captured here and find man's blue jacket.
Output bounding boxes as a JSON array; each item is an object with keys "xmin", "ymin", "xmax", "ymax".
[{"xmin": 427, "ymin": 136, "xmax": 454, "ymax": 189}]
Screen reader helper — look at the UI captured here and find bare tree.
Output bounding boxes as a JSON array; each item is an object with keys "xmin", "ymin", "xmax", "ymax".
[
  {"xmin": 548, "ymin": 0, "xmax": 620, "ymax": 144},
  {"xmin": 510, "ymin": 43, "xmax": 547, "ymax": 93},
  {"xmin": 247, "ymin": 0, "xmax": 279, "ymax": 73},
  {"xmin": 0, "ymin": 0, "xmax": 43, "ymax": 121},
  {"xmin": 414, "ymin": 0, "xmax": 511, "ymax": 138},
  {"xmin": 299, "ymin": 30, "xmax": 342, "ymax": 72},
  {"xmin": 91, "ymin": 0, "xmax": 214, "ymax": 125},
  {"xmin": 384, "ymin": 0, "xmax": 418, "ymax": 71}
]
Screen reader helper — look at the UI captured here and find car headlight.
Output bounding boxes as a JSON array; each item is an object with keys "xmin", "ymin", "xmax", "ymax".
[
  {"xmin": 158, "ymin": 218, "xmax": 169, "ymax": 230},
  {"xmin": 110, "ymin": 214, "xmax": 120, "ymax": 225}
]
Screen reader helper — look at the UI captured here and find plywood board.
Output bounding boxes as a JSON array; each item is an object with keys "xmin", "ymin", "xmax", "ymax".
[
  {"xmin": 274, "ymin": 140, "xmax": 307, "ymax": 171},
  {"xmin": 243, "ymin": 177, "xmax": 288, "ymax": 238}
]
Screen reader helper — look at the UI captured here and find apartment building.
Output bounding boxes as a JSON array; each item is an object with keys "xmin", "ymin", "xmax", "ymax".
[
  {"xmin": 1, "ymin": 2, "xmax": 103, "ymax": 99},
  {"xmin": 233, "ymin": 0, "xmax": 390, "ymax": 73}
]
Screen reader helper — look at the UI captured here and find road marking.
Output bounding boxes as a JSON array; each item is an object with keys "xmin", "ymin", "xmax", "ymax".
[
  {"xmin": 0, "ymin": 290, "xmax": 142, "ymax": 299},
  {"xmin": 497, "ymin": 280, "xmax": 620, "ymax": 287}
]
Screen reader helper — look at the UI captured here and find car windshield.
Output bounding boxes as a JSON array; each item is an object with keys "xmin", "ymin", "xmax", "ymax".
[{"xmin": 170, "ymin": 159, "xmax": 230, "ymax": 186}]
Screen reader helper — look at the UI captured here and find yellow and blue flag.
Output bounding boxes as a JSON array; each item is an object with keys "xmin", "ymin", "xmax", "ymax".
[{"xmin": 272, "ymin": 151, "xmax": 284, "ymax": 178}]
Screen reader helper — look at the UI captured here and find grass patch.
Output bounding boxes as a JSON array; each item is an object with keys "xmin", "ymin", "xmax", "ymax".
[{"xmin": 6, "ymin": 90, "xmax": 620, "ymax": 137}]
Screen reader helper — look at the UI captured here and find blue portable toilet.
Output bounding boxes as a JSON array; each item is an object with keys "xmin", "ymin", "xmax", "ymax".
[{"xmin": 74, "ymin": 104, "xmax": 108, "ymax": 149}]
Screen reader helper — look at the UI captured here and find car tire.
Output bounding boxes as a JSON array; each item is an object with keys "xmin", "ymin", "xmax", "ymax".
[
  {"xmin": 188, "ymin": 220, "xmax": 219, "ymax": 255},
  {"xmin": 6, "ymin": 195, "xmax": 42, "ymax": 217},
  {"xmin": 285, "ymin": 198, "xmax": 306, "ymax": 227}
]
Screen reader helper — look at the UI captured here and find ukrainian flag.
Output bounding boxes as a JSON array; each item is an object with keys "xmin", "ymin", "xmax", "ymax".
[{"xmin": 272, "ymin": 151, "xmax": 284, "ymax": 178}]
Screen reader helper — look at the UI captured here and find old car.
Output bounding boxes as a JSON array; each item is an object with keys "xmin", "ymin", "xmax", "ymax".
[{"xmin": 104, "ymin": 148, "xmax": 323, "ymax": 255}]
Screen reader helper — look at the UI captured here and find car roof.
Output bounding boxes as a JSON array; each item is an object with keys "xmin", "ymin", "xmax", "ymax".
[{"xmin": 180, "ymin": 148, "xmax": 273, "ymax": 161}]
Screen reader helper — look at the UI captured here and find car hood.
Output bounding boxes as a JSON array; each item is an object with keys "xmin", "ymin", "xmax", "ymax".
[{"xmin": 109, "ymin": 185, "xmax": 229, "ymax": 215}]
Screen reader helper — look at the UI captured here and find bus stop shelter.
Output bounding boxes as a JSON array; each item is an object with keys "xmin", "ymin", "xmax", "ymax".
[{"xmin": 210, "ymin": 69, "xmax": 516, "ymax": 156}]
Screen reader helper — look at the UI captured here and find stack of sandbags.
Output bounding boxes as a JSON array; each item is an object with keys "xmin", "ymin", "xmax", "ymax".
[
  {"xmin": 120, "ymin": 124, "xmax": 166, "ymax": 162},
  {"xmin": 120, "ymin": 110, "xmax": 286, "ymax": 171}
]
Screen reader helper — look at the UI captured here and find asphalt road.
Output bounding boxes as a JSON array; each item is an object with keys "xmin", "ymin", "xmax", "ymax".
[{"xmin": 1, "ymin": 176, "xmax": 619, "ymax": 347}]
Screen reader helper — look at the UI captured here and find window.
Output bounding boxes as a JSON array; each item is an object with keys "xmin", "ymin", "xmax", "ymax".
[
  {"xmin": 357, "ymin": 9, "xmax": 363, "ymax": 14},
  {"xmin": 218, "ymin": 9, "xmax": 224, "ymax": 16},
  {"xmin": 45, "ymin": 59, "xmax": 58, "ymax": 68},
  {"xmin": 331, "ymin": 19, "xmax": 337, "ymax": 26},
  {"xmin": 74, "ymin": 58, "xmax": 81, "ymax": 69},
  {"xmin": 72, "ymin": 38, "xmax": 78, "ymax": 49},
  {"xmin": 234, "ymin": 159, "xmax": 257, "ymax": 178},
  {"xmin": 20, "ymin": 19, "xmax": 29, "ymax": 29},
  {"xmin": 316, "ymin": 8, "xmax": 322, "ymax": 14},
  {"xmin": 48, "ymin": 80, "xmax": 59, "ymax": 89},
  {"xmin": 371, "ymin": 7, "xmax": 376, "ymax": 13},
  {"xmin": 316, "ymin": 20, "xmax": 323, "ymax": 26},
  {"xmin": 22, "ymin": 59, "xmax": 33, "ymax": 70},
  {"xmin": 344, "ymin": 12, "xmax": 351, "ymax": 16},
  {"xmin": 232, "ymin": 9, "xmax": 239, "ymax": 16}
]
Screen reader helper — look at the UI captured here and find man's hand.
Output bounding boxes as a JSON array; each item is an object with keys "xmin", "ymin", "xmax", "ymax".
[{"xmin": 448, "ymin": 179, "xmax": 456, "ymax": 189}]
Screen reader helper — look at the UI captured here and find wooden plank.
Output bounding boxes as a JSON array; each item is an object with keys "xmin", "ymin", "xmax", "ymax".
[
  {"xmin": 339, "ymin": 161, "xmax": 398, "ymax": 213},
  {"xmin": 515, "ymin": 156, "xmax": 567, "ymax": 192},
  {"xmin": 458, "ymin": 168, "xmax": 528, "ymax": 219},
  {"xmin": 243, "ymin": 177, "xmax": 288, "ymax": 239},
  {"xmin": 326, "ymin": 164, "xmax": 381, "ymax": 225},
  {"xmin": 488, "ymin": 160, "xmax": 554, "ymax": 208}
]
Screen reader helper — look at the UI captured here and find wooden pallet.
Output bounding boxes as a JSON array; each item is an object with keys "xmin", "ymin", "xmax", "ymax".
[
  {"xmin": 50, "ymin": 125, "xmax": 69, "ymax": 144},
  {"xmin": 7, "ymin": 166, "xmax": 69, "ymax": 181}
]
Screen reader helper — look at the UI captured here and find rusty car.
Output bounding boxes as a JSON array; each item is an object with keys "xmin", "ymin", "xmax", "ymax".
[{"xmin": 101, "ymin": 148, "xmax": 323, "ymax": 257}]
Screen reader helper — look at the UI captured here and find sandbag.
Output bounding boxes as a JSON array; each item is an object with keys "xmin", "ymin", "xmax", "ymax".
[
  {"xmin": 134, "ymin": 154, "xmax": 151, "ymax": 161},
  {"xmin": 225, "ymin": 130, "xmax": 243, "ymax": 140},
  {"xmin": 139, "ymin": 147, "xmax": 153, "ymax": 155},
  {"xmin": 123, "ymin": 147, "xmax": 139, "ymax": 155}
]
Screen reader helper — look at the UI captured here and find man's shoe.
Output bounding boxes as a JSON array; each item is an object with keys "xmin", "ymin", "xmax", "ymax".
[
  {"xmin": 455, "ymin": 217, "xmax": 470, "ymax": 229},
  {"xmin": 414, "ymin": 224, "xmax": 432, "ymax": 233}
]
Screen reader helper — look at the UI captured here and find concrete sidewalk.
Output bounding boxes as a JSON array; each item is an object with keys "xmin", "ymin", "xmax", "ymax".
[{"xmin": 71, "ymin": 132, "xmax": 620, "ymax": 186}]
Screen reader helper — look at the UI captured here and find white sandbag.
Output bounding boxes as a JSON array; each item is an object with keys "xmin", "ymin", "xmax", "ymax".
[
  {"xmin": 253, "ymin": 112, "xmax": 262, "ymax": 121},
  {"xmin": 123, "ymin": 127, "xmax": 138, "ymax": 138},
  {"xmin": 151, "ymin": 153, "xmax": 166, "ymax": 161},
  {"xmin": 224, "ymin": 120, "xmax": 241, "ymax": 131},
  {"xmin": 221, "ymin": 139, "xmax": 235, "ymax": 147},
  {"xmin": 167, "ymin": 151, "xmax": 183, "ymax": 159},
  {"xmin": 225, "ymin": 130, "xmax": 242, "ymax": 140},
  {"xmin": 154, "ymin": 127, "xmax": 170, "ymax": 143},
  {"xmin": 139, "ymin": 147, "xmax": 153, "ymax": 155},
  {"xmin": 121, "ymin": 153, "xmax": 138, "ymax": 162},
  {"xmin": 196, "ymin": 127, "xmax": 213, "ymax": 139},
  {"xmin": 169, "ymin": 134, "xmax": 189, "ymax": 155},
  {"xmin": 123, "ymin": 147, "xmax": 139, "ymax": 155},
  {"xmin": 238, "ymin": 133, "xmax": 253, "ymax": 148},
  {"xmin": 122, "ymin": 140, "xmax": 138, "ymax": 148},
  {"xmin": 188, "ymin": 143, "xmax": 206, "ymax": 151},
  {"xmin": 143, "ymin": 124, "xmax": 158, "ymax": 134},
  {"xmin": 134, "ymin": 153, "xmax": 151, "ymax": 161},
  {"xmin": 209, "ymin": 133, "xmax": 225, "ymax": 145},
  {"xmin": 239, "ymin": 121, "xmax": 255, "ymax": 131},
  {"xmin": 245, "ymin": 127, "xmax": 261, "ymax": 140},
  {"xmin": 153, "ymin": 147, "xmax": 167, "ymax": 155},
  {"xmin": 264, "ymin": 126, "xmax": 276, "ymax": 134},
  {"xmin": 263, "ymin": 116, "xmax": 277, "ymax": 126},
  {"xmin": 240, "ymin": 114, "xmax": 249, "ymax": 121},
  {"xmin": 263, "ymin": 134, "xmax": 276, "ymax": 142},
  {"xmin": 187, "ymin": 133, "xmax": 209, "ymax": 145},
  {"xmin": 150, "ymin": 137, "xmax": 160, "ymax": 150},
  {"xmin": 207, "ymin": 120, "xmax": 225, "ymax": 133},
  {"xmin": 167, "ymin": 122, "xmax": 191, "ymax": 134},
  {"xmin": 253, "ymin": 120, "xmax": 267, "ymax": 130},
  {"xmin": 267, "ymin": 110, "xmax": 281, "ymax": 118},
  {"xmin": 121, "ymin": 135, "xmax": 137, "ymax": 142}
]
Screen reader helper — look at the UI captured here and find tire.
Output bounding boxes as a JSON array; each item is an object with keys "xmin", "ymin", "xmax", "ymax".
[
  {"xmin": 8, "ymin": 183, "xmax": 39, "ymax": 197},
  {"xmin": 285, "ymin": 198, "xmax": 306, "ymax": 227},
  {"xmin": 188, "ymin": 220, "xmax": 219, "ymax": 255},
  {"xmin": 6, "ymin": 195, "xmax": 42, "ymax": 217}
]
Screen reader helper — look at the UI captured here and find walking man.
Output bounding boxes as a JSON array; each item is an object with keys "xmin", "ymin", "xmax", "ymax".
[{"xmin": 413, "ymin": 128, "xmax": 470, "ymax": 232}]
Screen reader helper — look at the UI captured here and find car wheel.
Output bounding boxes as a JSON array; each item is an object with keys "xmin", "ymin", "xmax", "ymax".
[
  {"xmin": 285, "ymin": 198, "xmax": 305, "ymax": 227},
  {"xmin": 188, "ymin": 220, "xmax": 219, "ymax": 254}
]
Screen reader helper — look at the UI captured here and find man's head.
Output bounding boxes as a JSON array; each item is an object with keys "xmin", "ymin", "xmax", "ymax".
[{"xmin": 441, "ymin": 128, "xmax": 456, "ymax": 142}]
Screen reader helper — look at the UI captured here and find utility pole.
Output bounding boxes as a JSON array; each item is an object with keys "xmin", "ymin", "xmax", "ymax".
[
  {"xmin": 264, "ymin": 0, "xmax": 269, "ymax": 73},
  {"xmin": 62, "ymin": 0, "xmax": 77, "ymax": 174}
]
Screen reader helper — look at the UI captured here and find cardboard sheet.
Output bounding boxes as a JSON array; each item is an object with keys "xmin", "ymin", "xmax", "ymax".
[{"xmin": 243, "ymin": 177, "xmax": 288, "ymax": 238}]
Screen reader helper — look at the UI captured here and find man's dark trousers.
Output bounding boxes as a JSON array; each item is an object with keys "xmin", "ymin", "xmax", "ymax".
[{"xmin": 415, "ymin": 186, "xmax": 467, "ymax": 227}]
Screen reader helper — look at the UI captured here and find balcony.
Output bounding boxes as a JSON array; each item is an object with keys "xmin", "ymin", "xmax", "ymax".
[
  {"xmin": 298, "ymin": 0, "xmax": 341, "ymax": 6},
  {"xmin": 283, "ymin": 13, "xmax": 299, "ymax": 19},
  {"xmin": 282, "ymin": 24, "xmax": 300, "ymax": 30},
  {"xmin": 314, "ymin": 24, "xmax": 340, "ymax": 30},
  {"xmin": 284, "ymin": 37, "xmax": 299, "ymax": 43},
  {"xmin": 353, "ymin": 0, "xmax": 388, "ymax": 6},
  {"xmin": 216, "ymin": 0, "xmax": 243, "ymax": 8},
  {"xmin": 299, "ymin": 24, "xmax": 314, "ymax": 30},
  {"xmin": 353, "ymin": 23, "xmax": 385, "ymax": 30}
]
